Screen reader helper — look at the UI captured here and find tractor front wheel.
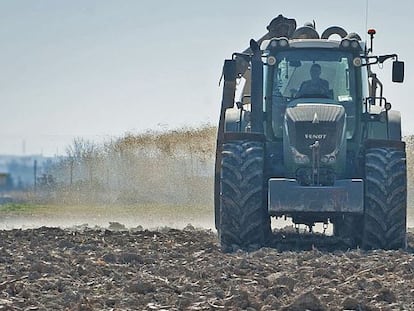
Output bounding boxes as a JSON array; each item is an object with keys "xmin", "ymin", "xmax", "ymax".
[
  {"xmin": 362, "ymin": 147, "xmax": 407, "ymax": 250},
  {"xmin": 218, "ymin": 140, "xmax": 270, "ymax": 252}
]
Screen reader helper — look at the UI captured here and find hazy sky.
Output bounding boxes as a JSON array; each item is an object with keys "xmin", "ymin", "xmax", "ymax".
[{"xmin": 0, "ymin": 0, "xmax": 412, "ymax": 155}]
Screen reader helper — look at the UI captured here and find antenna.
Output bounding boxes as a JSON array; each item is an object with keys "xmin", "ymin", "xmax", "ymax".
[
  {"xmin": 365, "ymin": 0, "xmax": 369, "ymax": 42},
  {"xmin": 364, "ymin": 0, "xmax": 369, "ymax": 54}
]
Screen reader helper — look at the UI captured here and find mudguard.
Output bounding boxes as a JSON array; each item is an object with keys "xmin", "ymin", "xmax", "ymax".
[
  {"xmin": 364, "ymin": 139, "xmax": 405, "ymax": 150},
  {"xmin": 366, "ymin": 110, "xmax": 402, "ymax": 141},
  {"xmin": 387, "ymin": 110, "xmax": 402, "ymax": 141},
  {"xmin": 224, "ymin": 108, "xmax": 243, "ymax": 132}
]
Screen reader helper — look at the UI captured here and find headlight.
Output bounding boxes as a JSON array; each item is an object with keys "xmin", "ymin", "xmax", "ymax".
[
  {"xmin": 267, "ymin": 56, "xmax": 277, "ymax": 66},
  {"xmin": 353, "ymin": 57, "xmax": 362, "ymax": 67},
  {"xmin": 278, "ymin": 38, "xmax": 289, "ymax": 47},
  {"xmin": 340, "ymin": 39, "xmax": 350, "ymax": 48},
  {"xmin": 321, "ymin": 155, "xmax": 336, "ymax": 164},
  {"xmin": 270, "ymin": 40, "xmax": 278, "ymax": 48},
  {"xmin": 351, "ymin": 40, "xmax": 359, "ymax": 49},
  {"xmin": 269, "ymin": 38, "xmax": 289, "ymax": 49},
  {"xmin": 341, "ymin": 39, "xmax": 361, "ymax": 50},
  {"xmin": 291, "ymin": 147, "xmax": 310, "ymax": 164}
]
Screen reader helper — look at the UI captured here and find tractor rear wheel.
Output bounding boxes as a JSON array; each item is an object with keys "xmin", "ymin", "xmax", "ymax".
[
  {"xmin": 218, "ymin": 140, "xmax": 270, "ymax": 252},
  {"xmin": 362, "ymin": 147, "xmax": 407, "ymax": 250}
]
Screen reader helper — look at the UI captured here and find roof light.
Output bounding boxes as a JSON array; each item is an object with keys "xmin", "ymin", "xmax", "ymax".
[
  {"xmin": 351, "ymin": 40, "xmax": 359, "ymax": 48},
  {"xmin": 340, "ymin": 39, "xmax": 361, "ymax": 50},
  {"xmin": 268, "ymin": 38, "xmax": 289, "ymax": 49},
  {"xmin": 340, "ymin": 39, "xmax": 350, "ymax": 48},
  {"xmin": 278, "ymin": 38, "xmax": 289, "ymax": 47}
]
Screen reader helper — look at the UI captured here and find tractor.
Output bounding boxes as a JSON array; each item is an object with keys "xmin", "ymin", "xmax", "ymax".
[{"xmin": 214, "ymin": 15, "xmax": 406, "ymax": 252}]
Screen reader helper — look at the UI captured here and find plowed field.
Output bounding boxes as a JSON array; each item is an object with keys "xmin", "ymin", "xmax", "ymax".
[{"xmin": 1, "ymin": 226, "xmax": 413, "ymax": 310}]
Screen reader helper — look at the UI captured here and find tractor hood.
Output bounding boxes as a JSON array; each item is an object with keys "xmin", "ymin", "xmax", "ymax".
[
  {"xmin": 283, "ymin": 103, "xmax": 347, "ymax": 180},
  {"xmin": 285, "ymin": 104, "xmax": 345, "ymax": 156}
]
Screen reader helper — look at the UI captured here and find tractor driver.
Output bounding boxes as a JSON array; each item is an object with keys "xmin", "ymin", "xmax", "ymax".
[{"xmin": 296, "ymin": 63, "xmax": 330, "ymax": 98}]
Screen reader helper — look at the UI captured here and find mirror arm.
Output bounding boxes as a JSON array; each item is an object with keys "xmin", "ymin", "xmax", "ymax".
[
  {"xmin": 361, "ymin": 54, "xmax": 398, "ymax": 67},
  {"xmin": 378, "ymin": 54, "xmax": 398, "ymax": 64}
]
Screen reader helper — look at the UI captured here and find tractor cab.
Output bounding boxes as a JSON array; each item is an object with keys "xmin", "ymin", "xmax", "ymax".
[{"xmin": 265, "ymin": 43, "xmax": 359, "ymax": 139}]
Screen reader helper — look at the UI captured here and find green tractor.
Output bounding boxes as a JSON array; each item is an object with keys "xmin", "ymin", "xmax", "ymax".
[{"xmin": 214, "ymin": 15, "xmax": 406, "ymax": 252}]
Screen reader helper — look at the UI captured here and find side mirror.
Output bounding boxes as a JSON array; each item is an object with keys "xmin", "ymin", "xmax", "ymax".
[
  {"xmin": 221, "ymin": 60, "xmax": 237, "ymax": 109},
  {"xmin": 392, "ymin": 61, "xmax": 404, "ymax": 83}
]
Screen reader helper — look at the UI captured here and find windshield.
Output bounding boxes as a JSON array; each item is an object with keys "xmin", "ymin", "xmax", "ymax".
[{"xmin": 269, "ymin": 49, "xmax": 356, "ymax": 138}]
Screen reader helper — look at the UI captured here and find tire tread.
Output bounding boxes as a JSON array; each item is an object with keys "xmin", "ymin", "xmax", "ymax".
[
  {"xmin": 219, "ymin": 140, "xmax": 269, "ymax": 252},
  {"xmin": 362, "ymin": 147, "xmax": 407, "ymax": 250}
]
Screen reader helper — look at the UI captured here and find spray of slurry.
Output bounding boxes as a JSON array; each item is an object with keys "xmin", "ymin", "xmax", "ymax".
[{"xmin": 40, "ymin": 125, "xmax": 217, "ymax": 207}]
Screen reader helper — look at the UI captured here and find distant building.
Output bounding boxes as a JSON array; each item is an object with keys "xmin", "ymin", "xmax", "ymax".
[
  {"xmin": 0, "ymin": 172, "xmax": 13, "ymax": 191},
  {"xmin": 0, "ymin": 155, "xmax": 59, "ymax": 190}
]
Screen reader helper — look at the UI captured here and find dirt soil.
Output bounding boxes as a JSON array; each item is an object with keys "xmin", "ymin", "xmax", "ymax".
[{"xmin": 0, "ymin": 226, "xmax": 414, "ymax": 311}]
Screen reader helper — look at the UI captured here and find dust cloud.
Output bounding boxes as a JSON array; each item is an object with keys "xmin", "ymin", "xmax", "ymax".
[
  {"xmin": 1, "ymin": 126, "xmax": 216, "ymax": 229},
  {"xmin": 42, "ymin": 125, "xmax": 216, "ymax": 207},
  {"xmin": 2, "ymin": 127, "xmax": 414, "ymax": 230}
]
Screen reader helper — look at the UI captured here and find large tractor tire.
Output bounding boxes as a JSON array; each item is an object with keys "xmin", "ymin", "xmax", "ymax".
[
  {"xmin": 218, "ymin": 140, "xmax": 270, "ymax": 252},
  {"xmin": 362, "ymin": 147, "xmax": 407, "ymax": 250}
]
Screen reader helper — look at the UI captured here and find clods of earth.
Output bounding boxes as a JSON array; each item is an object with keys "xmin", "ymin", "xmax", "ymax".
[{"xmin": 1, "ymin": 225, "xmax": 414, "ymax": 310}]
